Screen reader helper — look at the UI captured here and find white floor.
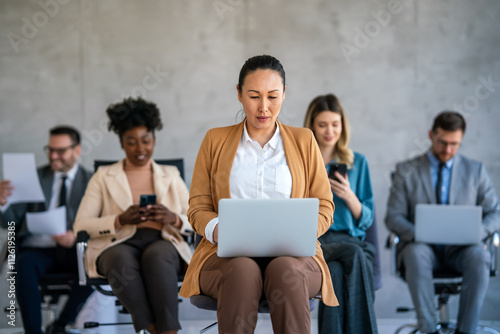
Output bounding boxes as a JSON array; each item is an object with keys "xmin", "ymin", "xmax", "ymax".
[
  {"xmin": 3, "ymin": 293, "xmax": 499, "ymax": 334},
  {"xmin": 3, "ymin": 318, "xmax": 500, "ymax": 334}
]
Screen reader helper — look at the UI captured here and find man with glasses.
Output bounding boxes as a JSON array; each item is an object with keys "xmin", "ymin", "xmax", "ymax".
[
  {"xmin": 385, "ymin": 111, "xmax": 500, "ymax": 334},
  {"xmin": 0, "ymin": 126, "xmax": 93, "ymax": 334}
]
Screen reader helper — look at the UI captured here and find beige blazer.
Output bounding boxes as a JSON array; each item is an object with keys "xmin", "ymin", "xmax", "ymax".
[
  {"xmin": 179, "ymin": 120, "xmax": 339, "ymax": 307},
  {"xmin": 74, "ymin": 159, "xmax": 192, "ymax": 278}
]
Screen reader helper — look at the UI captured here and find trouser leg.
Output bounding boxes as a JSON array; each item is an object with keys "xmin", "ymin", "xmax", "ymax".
[
  {"xmin": 16, "ymin": 248, "xmax": 54, "ymax": 334},
  {"xmin": 446, "ymin": 245, "xmax": 490, "ymax": 333},
  {"xmin": 341, "ymin": 242, "xmax": 377, "ymax": 334},
  {"xmin": 264, "ymin": 256, "xmax": 322, "ymax": 334},
  {"xmin": 141, "ymin": 239, "xmax": 181, "ymax": 332},
  {"xmin": 318, "ymin": 261, "xmax": 343, "ymax": 334},
  {"xmin": 54, "ymin": 247, "xmax": 94, "ymax": 326},
  {"xmin": 401, "ymin": 243, "xmax": 439, "ymax": 333},
  {"xmin": 97, "ymin": 241, "xmax": 154, "ymax": 332},
  {"xmin": 200, "ymin": 254, "xmax": 262, "ymax": 334}
]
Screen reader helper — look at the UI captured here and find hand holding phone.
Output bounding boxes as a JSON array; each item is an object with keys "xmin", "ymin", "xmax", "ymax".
[{"xmin": 328, "ymin": 163, "xmax": 347, "ymax": 182}]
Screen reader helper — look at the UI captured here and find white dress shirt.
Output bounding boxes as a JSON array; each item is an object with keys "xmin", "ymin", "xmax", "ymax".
[
  {"xmin": 204, "ymin": 122, "xmax": 292, "ymax": 244},
  {"xmin": 23, "ymin": 163, "xmax": 79, "ymax": 248}
]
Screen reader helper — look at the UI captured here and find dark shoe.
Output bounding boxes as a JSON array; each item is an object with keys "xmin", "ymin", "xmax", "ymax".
[{"xmin": 45, "ymin": 323, "xmax": 68, "ymax": 334}]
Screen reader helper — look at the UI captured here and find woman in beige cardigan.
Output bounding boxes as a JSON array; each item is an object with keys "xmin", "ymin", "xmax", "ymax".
[
  {"xmin": 74, "ymin": 98, "xmax": 191, "ymax": 334},
  {"xmin": 179, "ymin": 55, "xmax": 338, "ymax": 333}
]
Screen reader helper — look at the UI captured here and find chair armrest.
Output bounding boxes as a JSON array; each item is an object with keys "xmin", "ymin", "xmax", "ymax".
[
  {"xmin": 386, "ymin": 233, "xmax": 400, "ymax": 276},
  {"xmin": 485, "ymin": 231, "xmax": 499, "ymax": 276},
  {"xmin": 76, "ymin": 231, "xmax": 89, "ymax": 286},
  {"xmin": 181, "ymin": 229, "xmax": 195, "ymax": 249}
]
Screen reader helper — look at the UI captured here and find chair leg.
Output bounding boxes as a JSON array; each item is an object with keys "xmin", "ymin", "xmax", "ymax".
[
  {"xmin": 200, "ymin": 321, "xmax": 218, "ymax": 333},
  {"xmin": 437, "ymin": 293, "xmax": 454, "ymax": 332},
  {"xmin": 476, "ymin": 326, "xmax": 500, "ymax": 334},
  {"xmin": 394, "ymin": 323, "xmax": 419, "ymax": 334}
]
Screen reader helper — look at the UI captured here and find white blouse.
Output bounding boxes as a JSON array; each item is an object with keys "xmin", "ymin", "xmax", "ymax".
[{"xmin": 204, "ymin": 122, "xmax": 292, "ymax": 243}]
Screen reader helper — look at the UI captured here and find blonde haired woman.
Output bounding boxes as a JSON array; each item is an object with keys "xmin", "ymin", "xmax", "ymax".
[{"xmin": 304, "ymin": 94, "xmax": 378, "ymax": 334}]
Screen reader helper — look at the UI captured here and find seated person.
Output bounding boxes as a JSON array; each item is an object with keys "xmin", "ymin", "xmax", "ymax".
[
  {"xmin": 179, "ymin": 55, "xmax": 338, "ymax": 333},
  {"xmin": 304, "ymin": 94, "xmax": 378, "ymax": 334},
  {"xmin": 0, "ymin": 126, "xmax": 94, "ymax": 334},
  {"xmin": 74, "ymin": 97, "xmax": 192, "ymax": 334},
  {"xmin": 385, "ymin": 111, "xmax": 500, "ymax": 334}
]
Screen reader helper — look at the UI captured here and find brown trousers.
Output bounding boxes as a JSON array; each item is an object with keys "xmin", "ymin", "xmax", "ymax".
[
  {"xmin": 200, "ymin": 254, "xmax": 322, "ymax": 334},
  {"xmin": 97, "ymin": 228, "xmax": 181, "ymax": 333}
]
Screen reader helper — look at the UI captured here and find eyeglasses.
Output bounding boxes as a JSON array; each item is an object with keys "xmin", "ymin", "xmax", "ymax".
[
  {"xmin": 435, "ymin": 139, "xmax": 461, "ymax": 149},
  {"xmin": 43, "ymin": 144, "xmax": 76, "ymax": 156}
]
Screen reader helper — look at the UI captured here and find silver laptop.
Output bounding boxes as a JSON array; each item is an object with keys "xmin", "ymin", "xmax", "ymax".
[
  {"xmin": 217, "ymin": 198, "xmax": 319, "ymax": 257},
  {"xmin": 415, "ymin": 204, "xmax": 482, "ymax": 245}
]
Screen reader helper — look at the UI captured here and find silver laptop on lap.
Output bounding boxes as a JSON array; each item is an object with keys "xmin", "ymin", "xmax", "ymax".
[
  {"xmin": 415, "ymin": 204, "xmax": 482, "ymax": 245},
  {"xmin": 217, "ymin": 198, "xmax": 319, "ymax": 257}
]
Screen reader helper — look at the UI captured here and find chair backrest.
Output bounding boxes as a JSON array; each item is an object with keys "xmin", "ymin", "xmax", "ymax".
[
  {"xmin": 364, "ymin": 209, "xmax": 382, "ymax": 290},
  {"xmin": 94, "ymin": 158, "xmax": 185, "ymax": 181}
]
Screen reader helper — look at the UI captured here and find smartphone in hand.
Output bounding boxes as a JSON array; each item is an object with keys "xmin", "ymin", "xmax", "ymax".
[
  {"xmin": 328, "ymin": 163, "xmax": 347, "ymax": 182},
  {"xmin": 139, "ymin": 194, "xmax": 157, "ymax": 207}
]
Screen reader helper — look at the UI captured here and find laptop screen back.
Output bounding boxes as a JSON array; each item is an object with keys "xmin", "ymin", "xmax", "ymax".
[
  {"xmin": 415, "ymin": 204, "xmax": 482, "ymax": 245},
  {"xmin": 217, "ymin": 198, "xmax": 319, "ymax": 257}
]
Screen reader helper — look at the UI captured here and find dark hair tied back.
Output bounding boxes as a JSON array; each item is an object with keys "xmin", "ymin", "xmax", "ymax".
[
  {"xmin": 238, "ymin": 55, "xmax": 286, "ymax": 92},
  {"xmin": 106, "ymin": 97, "xmax": 163, "ymax": 139}
]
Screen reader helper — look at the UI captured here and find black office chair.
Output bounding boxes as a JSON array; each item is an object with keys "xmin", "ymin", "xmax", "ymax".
[
  {"xmin": 38, "ymin": 273, "xmax": 77, "ymax": 325},
  {"xmin": 188, "ymin": 233, "xmax": 319, "ymax": 333},
  {"xmin": 364, "ymin": 208, "xmax": 383, "ymax": 291},
  {"xmin": 387, "ymin": 231, "xmax": 499, "ymax": 334},
  {"xmin": 76, "ymin": 158, "xmax": 190, "ymax": 331},
  {"xmin": 1, "ymin": 237, "xmax": 81, "ymax": 332}
]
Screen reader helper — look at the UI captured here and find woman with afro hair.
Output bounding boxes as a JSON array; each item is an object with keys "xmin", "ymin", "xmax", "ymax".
[{"xmin": 75, "ymin": 97, "xmax": 191, "ymax": 334}]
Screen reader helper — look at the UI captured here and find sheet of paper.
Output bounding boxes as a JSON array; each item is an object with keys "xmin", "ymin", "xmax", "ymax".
[
  {"xmin": 2, "ymin": 153, "xmax": 45, "ymax": 206},
  {"xmin": 26, "ymin": 206, "xmax": 67, "ymax": 235}
]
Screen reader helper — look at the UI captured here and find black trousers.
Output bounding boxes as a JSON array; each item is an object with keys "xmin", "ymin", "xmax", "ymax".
[
  {"xmin": 97, "ymin": 228, "xmax": 182, "ymax": 333},
  {"xmin": 16, "ymin": 246, "xmax": 94, "ymax": 334}
]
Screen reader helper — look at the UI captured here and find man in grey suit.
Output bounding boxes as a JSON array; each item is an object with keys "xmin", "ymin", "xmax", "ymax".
[
  {"xmin": 0, "ymin": 126, "xmax": 93, "ymax": 334},
  {"xmin": 386, "ymin": 111, "xmax": 500, "ymax": 334}
]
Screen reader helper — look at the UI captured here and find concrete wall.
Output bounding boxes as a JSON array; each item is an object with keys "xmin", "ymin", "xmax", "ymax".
[{"xmin": 1, "ymin": 0, "xmax": 499, "ymax": 330}]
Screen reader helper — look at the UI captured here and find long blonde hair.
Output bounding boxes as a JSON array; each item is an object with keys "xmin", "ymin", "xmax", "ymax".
[{"xmin": 303, "ymin": 94, "xmax": 354, "ymax": 167}]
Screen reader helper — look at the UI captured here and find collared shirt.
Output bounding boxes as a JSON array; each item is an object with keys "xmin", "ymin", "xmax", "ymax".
[
  {"xmin": 23, "ymin": 163, "xmax": 79, "ymax": 248},
  {"xmin": 427, "ymin": 151, "xmax": 454, "ymax": 205},
  {"xmin": 204, "ymin": 122, "xmax": 292, "ymax": 244}
]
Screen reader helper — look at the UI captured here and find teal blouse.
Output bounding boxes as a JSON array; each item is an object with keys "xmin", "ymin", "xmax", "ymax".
[{"xmin": 327, "ymin": 152, "xmax": 374, "ymax": 239}]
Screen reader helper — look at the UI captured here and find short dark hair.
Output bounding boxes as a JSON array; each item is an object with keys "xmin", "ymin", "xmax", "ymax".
[
  {"xmin": 106, "ymin": 97, "xmax": 163, "ymax": 140},
  {"xmin": 432, "ymin": 111, "xmax": 466, "ymax": 133},
  {"xmin": 49, "ymin": 125, "xmax": 81, "ymax": 145},
  {"xmin": 237, "ymin": 55, "xmax": 286, "ymax": 92}
]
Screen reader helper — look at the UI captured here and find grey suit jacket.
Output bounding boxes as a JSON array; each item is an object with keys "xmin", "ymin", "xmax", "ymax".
[
  {"xmin": 385, "ymin": 153, "xmax": 500, "ymax": 252},
  {"xmin": 0, "ymin": 164, "xmax": 92, "ymax": 247}
]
